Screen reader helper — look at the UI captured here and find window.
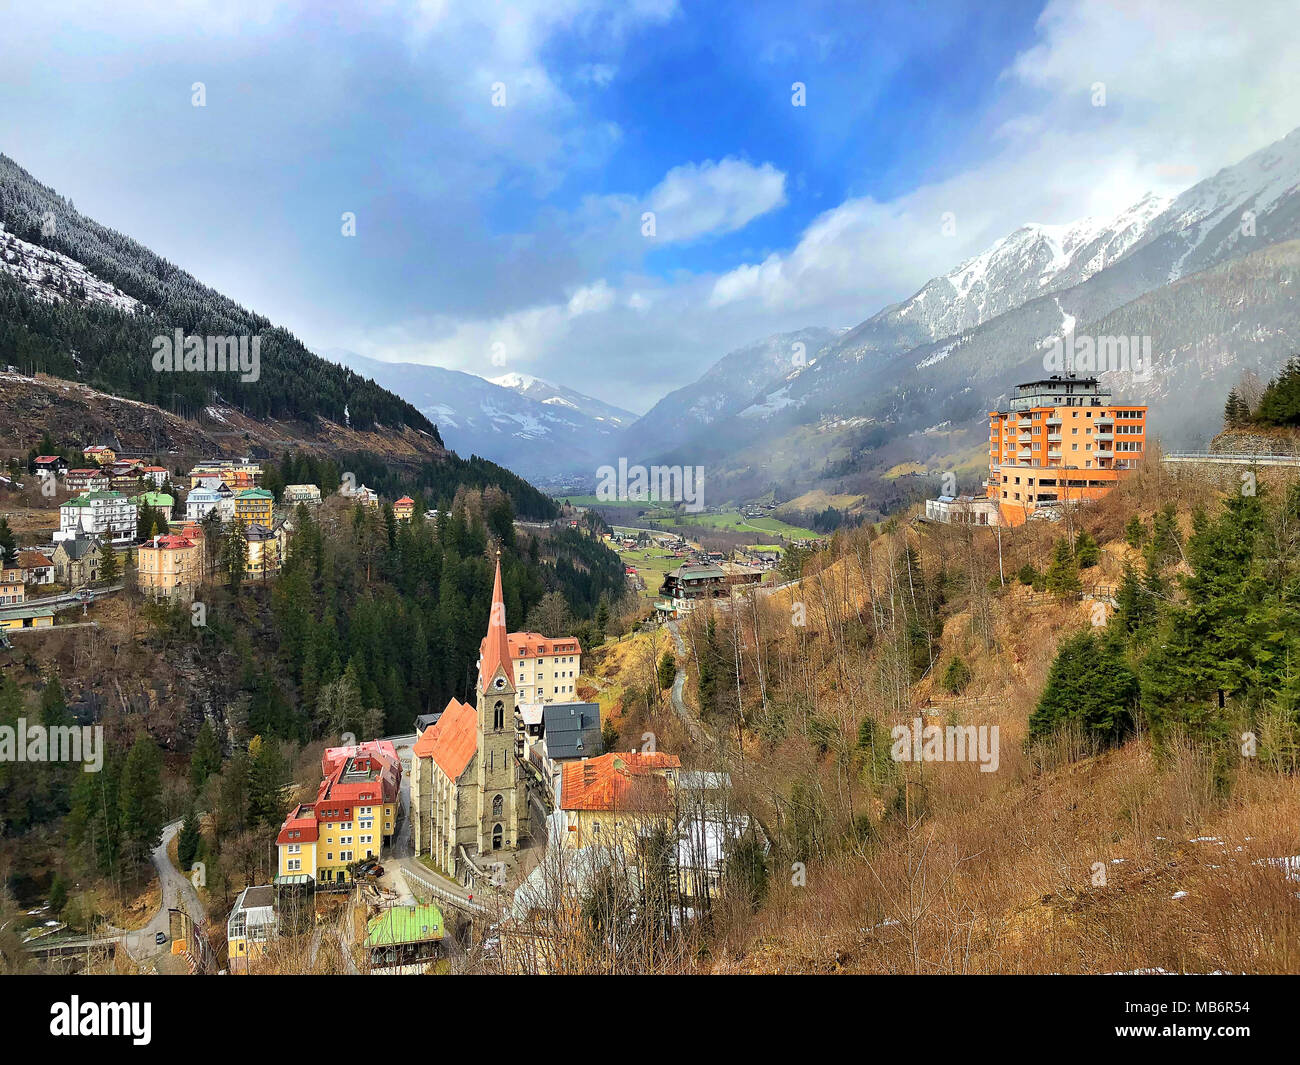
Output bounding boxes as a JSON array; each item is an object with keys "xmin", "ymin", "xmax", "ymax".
[
  {"xmin": 288, "ymin": 844, "xmax": 300, "ymax": 854},
  {"xmin": 494, "ymin": 701, "xmax": 505, "ymax": 730},
  {"xmin": 287, "ymin": 859, "xmax": 301, "ymax": 871},
  {"xmin": 492, "ymin": 793, "xmax": 503, "ymax": 818}
]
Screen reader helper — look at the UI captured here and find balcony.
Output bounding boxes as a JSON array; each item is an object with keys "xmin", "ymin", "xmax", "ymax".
[
  {"xmin": 1048, "ymin": 450, "xmax": 1062, "ymax": 459},
  {"xmin": 1096, "ymin": 416, "xmax": 1114, "ymax": 426},
  {"xmin": 1095, "ymin": 432, "xmax": 1112, "ymax": 441},
  {"xmin": 1047, "ymin": 433, "xmax": 1061, "ymax": 443},
  {"xmin": 1018, "ymin": 450, "xmax": 1031, "ymax": 460},
  {"xmin": 1046, "ymin": 416, "xmax": 1062, "ymax": 427},
  {"xmin": 1095, "ymin": 447, "xmax": 1114, "ymax": 457}
]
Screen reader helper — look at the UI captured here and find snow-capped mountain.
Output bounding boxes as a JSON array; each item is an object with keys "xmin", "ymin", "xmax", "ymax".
[
  {"xmin": 332, "ymin": 352, "xmax": 623, "ymax": 482},
  {"xmin": 833, "ymin": 191, "xmax": 1175, "ymax": 362},
  {"xmin": 621, "ymin": 327, "xmax": 842, "ymax": 460},
  {"xmin": 487, "ymin": 372, "xmax": 637, "ymax": 429},
  {"xmin": 1142, "ymin": 126, "xmax": 1300, "ymax": 283},
  {"xmin": 635, "ymin": 124, "xmax": 1300, "ymax": 503}
]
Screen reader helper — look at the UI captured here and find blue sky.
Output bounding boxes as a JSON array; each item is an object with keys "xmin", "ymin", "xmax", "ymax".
[{"xmin": 3, "ymin": 0, "xmax": 1300, "ymax": 412}]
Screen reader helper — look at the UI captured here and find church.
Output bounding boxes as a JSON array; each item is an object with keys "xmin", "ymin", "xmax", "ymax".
[{"xmin": 410, "ymin": 553, "xmax": 527, "ymax": 882}]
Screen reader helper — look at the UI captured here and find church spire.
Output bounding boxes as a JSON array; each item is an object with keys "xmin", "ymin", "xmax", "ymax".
[{"xmin": 480, "ymin": 549, "xmax": 515, "ymax": 693}]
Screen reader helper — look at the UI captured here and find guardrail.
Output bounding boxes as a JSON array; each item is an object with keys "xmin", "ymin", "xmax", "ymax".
[
  {"xmin": 400, "ymin": 865, "xmax": 491, "ymax": 916},
  {"xmin": 1164, "ymin": 452, "xmax": 1300, "ymax": 466}
]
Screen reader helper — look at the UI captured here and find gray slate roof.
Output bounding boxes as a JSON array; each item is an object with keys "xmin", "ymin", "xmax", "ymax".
[{"xmin": 542, "ymin": 702, "xmax": 603, "ymax": 761}]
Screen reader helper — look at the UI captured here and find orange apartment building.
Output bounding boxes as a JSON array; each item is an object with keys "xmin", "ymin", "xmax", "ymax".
[
  {"xmin": 135, "ymin": 533, "xmax": 202, "ymax": 601},
  {"xmin": 987, "ymin": 374, "xmax": 1146, "ymax": 526}
]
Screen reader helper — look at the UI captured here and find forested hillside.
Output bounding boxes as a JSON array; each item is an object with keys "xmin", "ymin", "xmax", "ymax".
[
  {"xmin": 0, "ymin": 153, "xmax": 434, "ymax": 434},
  {"xmin": 0, "ymin": 487, "xmax": 627, "ymax": 932}
]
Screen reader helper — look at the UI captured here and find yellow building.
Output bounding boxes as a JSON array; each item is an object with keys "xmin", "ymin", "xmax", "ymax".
[
  {"xmin": 135, "ymin": 534, "xmax": 201, "ymax": 601},
  {"xmin": 559, "ymin": 751, "xmax": 681, "ymax": 851},
  {"xmin": 276, "ymin": 742, "xmax": 400, "ymax": 885},
  {"xmin": 244, "ymin": 523, "xmax": 281, "ymax": 579},
  {"xmin": 233, "ymin": 488, "xmax": 274, "ymax": 526},
  {"xmin": 0, "ymin": 567, "xmax": 24, "ymax": 606},
  {"xmin": 82, "ymin": 445, "xmax": 116, "ymax": 465},
  {"xmin": 495, "ymin": 632, "xmax": 583, "ymax": 704},
  {"xmin": 393, "ymin": 496, "xmax": 415, "ymax": 522},
  {"xmin": 0, "ymin": 606, "xmax": 55, "ymax": 631}
]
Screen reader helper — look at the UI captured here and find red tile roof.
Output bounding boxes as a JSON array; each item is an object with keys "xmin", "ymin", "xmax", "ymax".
[
  {"xmin": 275, "ymin": 804, "xmax": 319, "ymax": 845},
  {"xmin": 414, "ymin": 697, "xmax": 478, "ymax": 779},
  {"xmin": 560, "ymin": 751, "xmax": 681, "ymax": 812},
  {"xmin": 481, "ymin": 630, "xmax": 584, "ymax": 661},
  {"xmin": 141, "ymin": 534, "xmax": 195, "ymax": 551},
  {"xmin": 394, "ymin": 496, "xmax": 414, "ymax": 506}
]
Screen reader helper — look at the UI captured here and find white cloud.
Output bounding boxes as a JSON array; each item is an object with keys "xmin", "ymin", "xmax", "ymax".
[{"xmin": 646, "ymin": 158, "xmax": 788, "ymax": 243}]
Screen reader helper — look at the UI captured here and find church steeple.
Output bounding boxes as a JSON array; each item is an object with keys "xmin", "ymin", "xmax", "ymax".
[{"xmin": 479, "ymin": 550, "xmax": 515, "ymax": 693}]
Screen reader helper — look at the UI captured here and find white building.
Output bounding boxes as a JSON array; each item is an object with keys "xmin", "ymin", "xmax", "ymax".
[
  {"xmin": 185, "ymin": 486, "xmax": 223, "ymax": 522},
  {"xmin": 483, "ymin": 632, "xmax": 583, "ymax": 704},
  {"xmin": 283, "ymin": 484, "xmax": 321, "ymax": 506},
  {"xmin": 54, "ymin": 491, "xmax": 137, "ymax": 544},
  {"xmin": 924, "ymin": 495, "xmax": 1000, "ymax": 526}
]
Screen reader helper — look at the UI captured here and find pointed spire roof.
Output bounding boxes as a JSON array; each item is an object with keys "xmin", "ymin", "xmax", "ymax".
[{"xmin": 479, "ymin": 550, "xmax": 515, "ymax": 693}]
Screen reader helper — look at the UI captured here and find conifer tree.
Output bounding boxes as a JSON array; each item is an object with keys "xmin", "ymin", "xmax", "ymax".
[{"xmin": 1045, "ymin": 538, "xmax": 1080, "ymax": 598}]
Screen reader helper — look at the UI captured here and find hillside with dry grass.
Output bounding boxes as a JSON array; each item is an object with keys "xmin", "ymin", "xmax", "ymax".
[{"xmin": 652, "ymin": 460, "xmax": 1300, "ymax": 974}]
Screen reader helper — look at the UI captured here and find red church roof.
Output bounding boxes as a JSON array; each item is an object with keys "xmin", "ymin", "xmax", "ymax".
[
  {"xmin": 414, "ymin": 697, "xmax": 477, "ymax": 779},
  {"xmin": 479, "ymin": 554, "xmax": 515, "ymax": 693}
]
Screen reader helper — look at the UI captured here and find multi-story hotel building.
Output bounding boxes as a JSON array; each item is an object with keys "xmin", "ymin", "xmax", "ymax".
[
  {"xmin": 54, "ymin": 490, "xmax": 138, "ymax": 544},
  {"xmin": 486, "ymin": 632, "xmax": 583, "ymax": 704},
  {"xmin": 136, "ymin": 533, "xmax": 202, "ymax": 601},
  {"xmin": 987, "ymin": 374, "xmax": 1146, "ymax": 525},
  {"xmin": 275, "ymin": 741, "xmax": 400, "ymax": 885}
]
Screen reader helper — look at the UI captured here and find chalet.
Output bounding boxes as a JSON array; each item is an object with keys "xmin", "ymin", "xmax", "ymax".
[
  {"xmin": 82, "ymin": 445, "xmax": 116, "ymax": 465},
  {"xmin": 64, "ymin": 468, "xmax": 109, "ymax": 493},
  {"xmin": 393, "ymin": 496, "xmax": 415, "ymax": 522},
  {"xmin": 33, "ymin": 456, "xmax": 67, "ymax": 477},
  {"xmin": 16, "ymin": 549, "xmax": 54, "ymax": 586}
]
